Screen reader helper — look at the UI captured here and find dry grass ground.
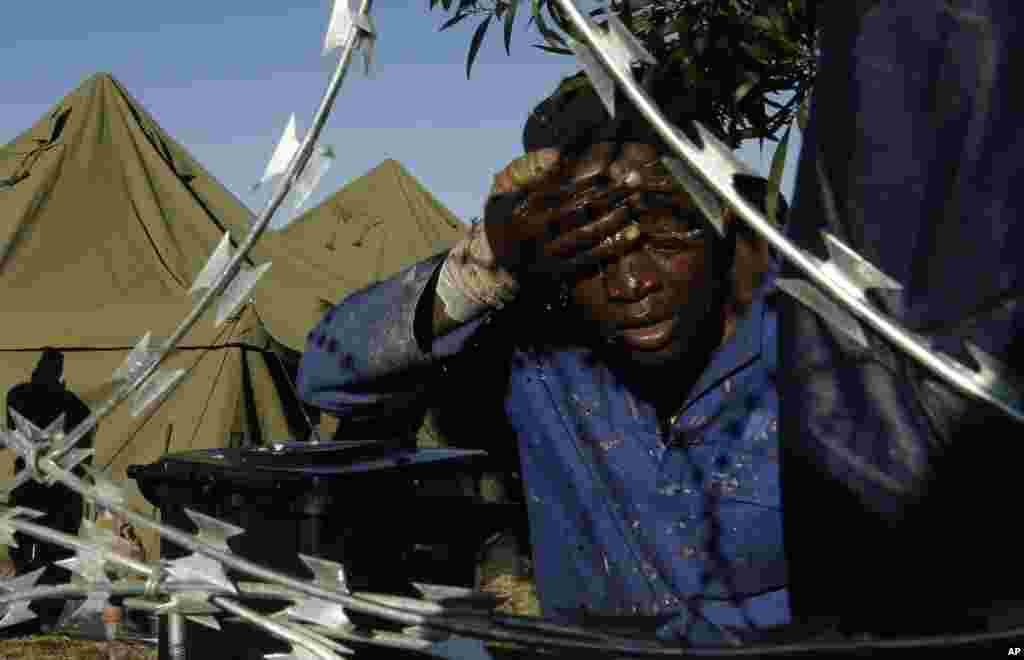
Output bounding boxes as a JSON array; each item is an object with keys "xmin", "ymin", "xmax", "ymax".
[{"xmin": 0, "ymin": 635, "xmax": 156, "ymax": 660}]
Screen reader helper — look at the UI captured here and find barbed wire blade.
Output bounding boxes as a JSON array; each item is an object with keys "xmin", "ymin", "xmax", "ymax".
[
  {"xmin": 287, "ymin": 146, "xmax": 334, "ymax": 212},
  {"xmin": 820, "ymin": 232, "xmax": 903, "ymax": 295},
  {"xmin": 130, "ymin": 368, "xmax": 187, "ymax": 418},
  {"xmin": 606, "ymin": 13, "xmax": 657, "ymax": 68},
  {"xmin": 324, "ymin": 0, "xmax": 357, "ymax": 55},
  {"xmin": 0, "ymin": 566, "xmax": 46, "ymax": 629},
  {"xmin": 283, "ymin": 597, "xmax": 349, "ymax": 629},
  {"xmin": 298, "ymin": 554, "xmax": 348, "ymax": 593},
  {"xmin": 61, "ymin": 590, "xmax": 112, "ymax": 625},
  {"xmin": 112, "ymin": 331, "xmax": 159, "ymax": 383},
  {"xmin": 963, "ymin": 341, "xmax": 1018, "ymax": 390},
  {"xmin": 661, "ymin": 156, "xmax": 726, "ymax": 237},
  {"xmin": 166, "ymin": 554, "xmax": 237, "ymax": 594},
  {"xmin": 187, "ymin": 615, "xmax": 221, "ymax": 630},
  {"xmin": 53, "ymin": 448, "xmax": 94, "ymax": 477},
  {"xmin": 262, "ymin": 114, "xmax": 302, "ymax": 184},
  {"xmin": 184, "ymin": 509, "xmax": 245, "ymax": 551},
  {"xmin": 9, "ymin": 408, "xmax": 59, "ymax": 447},
  {"xmin": 777, "ymin": 278, "xmax": 869, "ymax": 348},
  {"xmin": 156, "ymin": 591, "xmax": 223, "ymax": 630},
  {"xmin": 357, "ymin": 13, "xmax": 377, "ymax": 77},
  {"xmin": 569, "ymin": 36, "xmax": 617, "ymax": 118},
  {"xmin": 190, "ymin": 233, "xmax": 234, "ymax": 295},
  {"xmin": 56, "ymin": 549, "xmax": 110, "ymax": 583},
  {"xmin": 0, "ymin": 507, "xmax": 46, "ymax": 549},
  {"xmin": 214, "ymin": 261, "xmax": 273, "ymax": 326}
]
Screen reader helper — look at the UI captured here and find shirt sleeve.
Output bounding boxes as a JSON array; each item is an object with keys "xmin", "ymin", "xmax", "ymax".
[{"xmin": 296, "ymin": 252, "xmax": 491, "ymax": 428}]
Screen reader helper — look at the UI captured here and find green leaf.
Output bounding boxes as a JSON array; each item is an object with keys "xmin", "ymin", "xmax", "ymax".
[
  {"xmin": 430, "ymin": 0, "xmax": 438, "ymax": 10},
  {"xmin": 466, "ymin": 16, "xmax": 492, "ymax": 79},
  {"xmin": 440, "ymin": 12, "xmax": 470, "ymax": 31},
  {"xmin": 504, "ymin": 0, "xmax": 519, "ymax": 55},
  {"xmin": 532, "ymin": 43, "xmax": 573, "ymax": 55},
  {"xmin": 767, "ymin": 120, "xmax": 793, "ymax": 225},
  {"xmin": 733, "ymin": 72, "xmax": 760, "ymax": 103},
  {"xmin": 797, "ymin": 91, "xmax": 812, "ymax": 132}
]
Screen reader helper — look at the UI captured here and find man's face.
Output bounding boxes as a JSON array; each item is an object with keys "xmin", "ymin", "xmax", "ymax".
[{"xmin": 567, "ymin": 143, "xmax": 726, "ymax": 367}]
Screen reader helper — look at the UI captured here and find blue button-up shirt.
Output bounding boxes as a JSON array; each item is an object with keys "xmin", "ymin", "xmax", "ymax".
[{"xmin": 298, "ymin": 253, "xmax": 788, "ymax": 644}]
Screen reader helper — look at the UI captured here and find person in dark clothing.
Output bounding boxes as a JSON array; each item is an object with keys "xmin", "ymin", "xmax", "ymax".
[
  {"xmin": 4, "ymin": 348, "xmax": 94, "ymax": 631},
  {"xmin": 780, "ymin": 0, "xmax": 1024, "ymax": 641}
]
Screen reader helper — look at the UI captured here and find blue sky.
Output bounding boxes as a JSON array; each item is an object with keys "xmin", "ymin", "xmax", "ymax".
[{"xmin": 1, "ymin": 1, "xmax": 801, "ymax": 225}]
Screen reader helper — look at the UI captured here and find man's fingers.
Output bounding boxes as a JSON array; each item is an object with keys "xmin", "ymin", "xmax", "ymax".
[
  {"xmin": 532, "ymin": 222, "xmax": 644, "ymax": 278},
  {"xmin": 543, "ymin": 206, "xmax": 632, "ymax": 259},
  {"xmin": 491, "ymin": 148, "xmax": 562, "ymax": 196}
]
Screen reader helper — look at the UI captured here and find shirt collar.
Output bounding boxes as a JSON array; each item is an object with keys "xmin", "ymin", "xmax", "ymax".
[{"xmin": 682, "ymin": 271, "xmax": 776, "ymax": 410}]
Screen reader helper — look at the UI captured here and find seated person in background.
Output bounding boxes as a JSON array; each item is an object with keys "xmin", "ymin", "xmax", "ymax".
[
  {"xmin": 298, "ymin": 68, "xmax": 789, "ymax": 645},
  {"xmin": 3, "ymin": 348, "xmax": 94, "ymax": 629}
]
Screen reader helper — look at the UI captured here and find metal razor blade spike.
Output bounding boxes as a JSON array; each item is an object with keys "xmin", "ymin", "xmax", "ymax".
[
  {"xmin": 262, "ymin": 115, "xmax": 302, "ymax": 186},
  {"xmin": 288, "ymin": 146, "xmax": 335, "ymax": 212},
  {"xmin": 267, "ymin": 614, "xmax": 356, "ymax": 657},
  {"xmin": 184, "ymin": 509, "xmax": 245, "ymax": 551},
  {"xmin": 325, "ymin": 0, "xmax": 377, "ymax": 77},
  {"xmin": 661, "ymin": 156, "xmax": 726, "ymax": 237},
  {"xmin": 357, "ymin": 12, "xmax": 378, "ymax": 78},
  {"xmin": 0, "ymin": 507, "xmax": 46, "ymax": 549},
  {"xmin": 129, "ymin": 367, "xmax": 186, "ymax": 418},
  {"xmin": 190, "ymin": 233, "xmax": 235, "ymax": 294},
  {"xmin": 2, "ymin": 410, "xmax": 66, "ymax": 484},
  {"xmin": 0, "ymin": 566, "xmax": 46, "ymax": 629},
  {"xmin": 112, "ymin": 331, "xmax": 159, "ymax": 382},
  {"xmin": 214, "ymin": 597, "xmax": 349, "ymax": 659},
  {"xmin": 165, "ymin": 510, "xmax": 244, "ymax": 594},
  {"xmin": 283, "ymin": 596, "xmax": 350, "ymax": 630},
  {"xmin": 190, "ymin": 230, "xmax": 272, "ymax": 325},
  {"xmin": 298, "ymin": 554, "xmax": 348, "ymax": 593},
  {"xmin": 47, "ymin": 448, "xmax": 94, "ymax": 482},
  {"xmin": 775, "ymin": 278, "xmax": 869, "ymax": 348},
  {"xmin": 214, "ymin": 259, "xmax": 273, "ymax": 323},
  {"xmin": 551, "ymin": 0, "xmax": 1024, "ymax": 424},
  {"xmin": 324, "ymin": 0, "xmax": 358, "ymax": 55},
  {"xmin": 56, "ymin": 548, "xmax": 110, "ymax": 583},
  {"xmin": 568, "ymin": 12, "xmax": 656, "ymax": 118},
  {"xmin": 215, "ymin": 261, "xmax": 273, "ymax": 326},
  {"xmin": 155, "ymin": 590, "xmax": 223, "ymax": 630},
  {"xmin": 61, "ymin": 590, "xmax": 113, "ymax": 625},
  {"xmin": 165, "ymin": 553, "xmax": 237, "ymax": 595},
  {"xmin": 9, "ymin": 408, "xmax": 64, "ymax": 448}
]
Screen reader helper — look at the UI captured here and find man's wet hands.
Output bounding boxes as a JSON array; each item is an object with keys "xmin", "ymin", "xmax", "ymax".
[{"xmin": 483, "ymin": 142, "xmax": 684, "ymax": 282}]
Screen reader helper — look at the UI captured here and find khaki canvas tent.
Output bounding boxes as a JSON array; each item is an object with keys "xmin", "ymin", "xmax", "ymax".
[{"xmin": 0, "ymin": 72, "xmax": 465, "ymax": 558}]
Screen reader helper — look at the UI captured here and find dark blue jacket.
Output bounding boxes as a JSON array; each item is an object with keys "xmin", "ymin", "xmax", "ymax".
[
  {"xmin": 781, "ymin": 0, "xmax": 1024, "ymax": 635},
  {"xmin": 298, "ymin": 252, "xmax": 789, "ymax": 643}
]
